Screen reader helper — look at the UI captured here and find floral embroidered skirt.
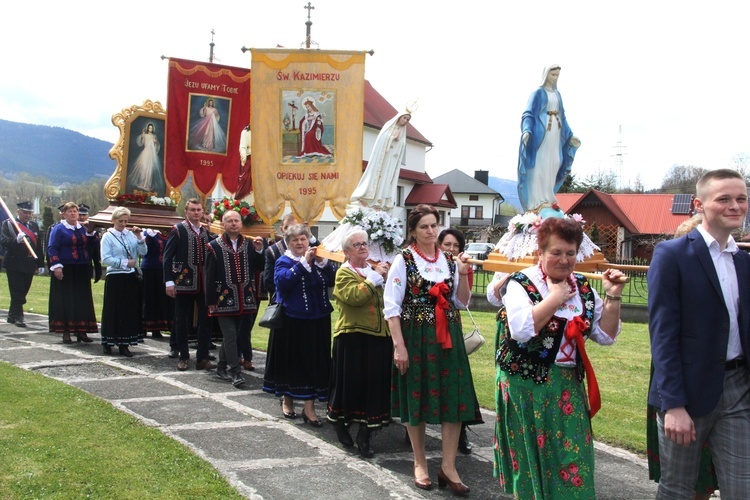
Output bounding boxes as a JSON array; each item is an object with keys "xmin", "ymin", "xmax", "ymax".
[
  {"xmin": 494, "ymin": 364, "xmax": 595, "ymax": 499},
  {"xmin": 391, "ymin": 320, "xmax": 481, "ymax": 426}
]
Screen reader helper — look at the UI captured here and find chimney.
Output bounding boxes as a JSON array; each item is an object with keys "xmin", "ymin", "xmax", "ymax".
[{"xmin": 474, "ymin": 170, "xmax": 489, "ymax": 186}]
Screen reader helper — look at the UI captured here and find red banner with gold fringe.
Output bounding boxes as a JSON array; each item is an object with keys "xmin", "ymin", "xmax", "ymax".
[{"xmin": 165, "ymin": 58, "xmax": 251, "ymax": 195}]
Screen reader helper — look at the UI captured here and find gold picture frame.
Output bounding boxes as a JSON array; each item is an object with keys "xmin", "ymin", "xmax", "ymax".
[{"xmin": 105, "ymin": 100, "xmax": 180, "ymax": 203}]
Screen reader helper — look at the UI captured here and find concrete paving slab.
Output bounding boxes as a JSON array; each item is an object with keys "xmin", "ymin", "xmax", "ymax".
[
  {"xmin": 71, "ymin": 376, "xmax": 194, "ymax": 399},
  {"xmin": 33, "ymin": 361, "xmax": 134, "ymax": 379},
  {"xmin": 235, "ymin": 462, "xmax": 416, "ymax": 500},
  {"xmin": 172, "ymin": 425, "xmax": 322, "ymax": 462},
  {"xmin": 122, "ymin": 396, "xmax": 256, "ymax": 426},
  {"xmin": 0, "ymin": 346, "xmax": 86, "ymax": 364}
]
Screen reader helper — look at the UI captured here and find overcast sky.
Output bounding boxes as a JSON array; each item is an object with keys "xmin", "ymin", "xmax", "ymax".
[{"xmin": 2, "ymin": 1, "xmax": 748, "ymax": 191}]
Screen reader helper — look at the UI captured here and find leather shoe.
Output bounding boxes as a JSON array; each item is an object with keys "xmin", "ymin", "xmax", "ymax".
[
  {"xmin": 76, "ymin": 333, "xmax": 94, "ymax": 343},
  {"xmin": 242, "ymin": 360, "xmax": 255, "ymax": 371},
  {"xmin": 302, "ymin": 412, "xmax": 323, "ymax": 428},
  {"xmin": 62, "ymin": 333, "xmax": 73, "ymax": 344},
  {"xmin": 167, "ymin": 350, "xmax": 179, "ymax": 359},
  {"xmin": 333, "ymin": 420, "xmax": 354, "ymax": 447},
  {"xmin": 232, "ymin": 373, "xmax": 246, "ymax": 388},
  {"xmin": 458, "ymin": 424, "xmax": 473, "ymax": 455},
  {"xmin": 280, "ymin": 400, "xmax": 297, "ymax": 419},
  {"xmin": 195, "ymin": 359, "xmax": 217, "ymax": 370},
  {"xmin": 177, "ymin": 359, "xmax": 188, "ymax": 371},
  {"xmin": 413, "ymin": 477, "xmax": 432, "ymax": 491},
  {"xmin": 356, "ymin": 425, "xmax": 374, "ymax": 458},
  {"xmin": 216, "ymin": 367, "xmax": 231, "ymax": 380},
  {"xmin": 6, "ymin": 316, "xmax": 15, "ymax": 324},
  {"xmin": 119, "ymin": 345, "xmax": 134, "ymax": 357},
  {"xmin": 207, "ymin": 354, "xmax": 217, "ymax": 361},
  {"xmin": 15, "ymin": 318, "xmax": 26, "ymax": 328},
  {"xmin": 437, "ymin": 469, "xmax": 470, "ymax": 496},
  {"xmin": 103, "ymin": 344, "xmax": 112, "ymax": 354}
]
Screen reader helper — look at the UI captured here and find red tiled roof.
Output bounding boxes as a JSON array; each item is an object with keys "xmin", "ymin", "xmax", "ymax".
[
  {"xmin": 364, "ymin": 80, "xmax": 431, "ymax": 145},
  {"xmin": 404, "ymin": 183, "xmax": 457, "ymax": 208},
  {"xmin": 399, "ymin": 168, "xmax": 433, "ymax": 184},
  {"xmin": 557, "ymin": 190, "xmax": 691, "ymax": 235}
]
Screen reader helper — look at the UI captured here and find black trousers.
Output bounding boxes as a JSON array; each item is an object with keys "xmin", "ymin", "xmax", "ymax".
[
  {"xmin": 6, "ymin": 270, "xmax": 33, "ymax": 319},
  {"xmin": 173, "ymin": 293, "xmax": 211, "ymax": 362}
]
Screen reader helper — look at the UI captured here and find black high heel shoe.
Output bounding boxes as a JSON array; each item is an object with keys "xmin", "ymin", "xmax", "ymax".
[
  {"xmin": 302, "ymin": 411, "xmax": 323, "ymax": 428},
  {"xmin": 280, "ymin": 400, "xmax": 297, "ymax": 419},
  {"xmin": 119, "ymin": 345, "xmax": 134, "ymax": 358},
  {"xmin": 76, "ymin": 333, "xmax": 94, "ymax": 343}
]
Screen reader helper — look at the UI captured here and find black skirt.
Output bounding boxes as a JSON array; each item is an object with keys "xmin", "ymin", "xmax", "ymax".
[
  {"xmin": 100, "ymin": 272, "xmax": 144, "ymax": 346},
  {"xmin": 48, "ymin": 264, "xmax": 98, "ymax": 333},
  {"xmin": 263, "ymin": 315, "xmax": 331, "ymax": 401},
  {"xmin": 142, "ymin": 267, "xmax": 174, "ymax": 332},
  {"xmin": 326, "ymin": 332, "xmax": 392, "ymax": 428}
]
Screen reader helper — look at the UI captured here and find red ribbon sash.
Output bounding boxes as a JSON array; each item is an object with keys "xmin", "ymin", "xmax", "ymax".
[
  {"xmin": 564, "ymin": 315, "xmax": 601, "ymax": 418},
  {"xmin": 17, "ymin": 222, "xmax": 37, "ymax": 247},
  {"xmin": 428, "ymin": 282, "xmax": 452, "ymax": 350}
]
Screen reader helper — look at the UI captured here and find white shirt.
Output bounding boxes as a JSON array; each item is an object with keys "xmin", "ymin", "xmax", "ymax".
[
  {"xmin": 383, "ymin": 249, "xmax": 469, "ymax": 319},
  {"xmin": 696, "ymin": 225, "xmax": 743, "ymax": 360},
  {"xmin": 501, "ymin": 265, "xmax": 618, "ymax": 366}
]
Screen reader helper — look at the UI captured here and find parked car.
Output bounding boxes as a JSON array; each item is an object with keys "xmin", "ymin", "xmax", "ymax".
[{"xmin": 465, "ymin": 242, "xmax": 495, "ymax": 262}]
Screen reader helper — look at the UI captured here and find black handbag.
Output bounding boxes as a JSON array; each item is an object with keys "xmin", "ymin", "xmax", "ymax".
[{"xmin": 258, "ymin": 302, "xmax": 284, "ymax": 329}]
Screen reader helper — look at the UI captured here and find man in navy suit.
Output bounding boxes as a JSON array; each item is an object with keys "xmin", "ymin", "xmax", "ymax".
[{"xmin": 648, "ymin": 168, "xmax": 750, "ymax": 498}]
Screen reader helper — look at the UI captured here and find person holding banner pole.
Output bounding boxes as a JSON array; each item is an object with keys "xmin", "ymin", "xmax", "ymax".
[{"xmin": 0, "ymin": 201, "xmax": 45, "ymax": 327}]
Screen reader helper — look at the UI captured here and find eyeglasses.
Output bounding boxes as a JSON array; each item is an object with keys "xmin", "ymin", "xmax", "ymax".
[{"xmin": 351, "ymin": 242, "xmax": 369, "ymax": 249}]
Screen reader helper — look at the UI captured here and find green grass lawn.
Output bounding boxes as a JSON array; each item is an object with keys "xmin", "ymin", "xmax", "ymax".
[
  {"xmin": 0, "ymin": 362, "xmax": 244, "ymax": 498},
  {"xmin": 0, "ymin": 272, "xmax": 652, "ymax": 464}
]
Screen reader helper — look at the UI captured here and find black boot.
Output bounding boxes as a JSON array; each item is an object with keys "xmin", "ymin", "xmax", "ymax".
[
  {"xmin": 119, "ymin": 345, "xmax": 134, "ymax": 357},
  {"xmin": 334, "ymin": 420, "xmax": 354, "ymax": 448},
  {"xmin": 458, "ymin": 423, "xmax": 473, "ymax": 455},
  {"xmin": 356, "ymin": 424, "xmax": 374, "ymax": 458}
]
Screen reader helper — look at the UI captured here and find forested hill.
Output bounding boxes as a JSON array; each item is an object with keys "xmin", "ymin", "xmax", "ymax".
[{"xmin": 0, "ymin": 120, "xmax": 115, "ymax": 183}]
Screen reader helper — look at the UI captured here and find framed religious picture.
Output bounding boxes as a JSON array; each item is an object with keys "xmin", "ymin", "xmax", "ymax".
[
  {"xmin": 185, "ymin": 94, "xmax": 231, "ymax": 155},
  {"xmin": 105, "ymin": 100, "xmax": 173, "ymax": 200}
]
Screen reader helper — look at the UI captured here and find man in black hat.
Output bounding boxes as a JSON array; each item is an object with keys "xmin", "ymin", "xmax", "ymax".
[
  {"xmin": 0, "ymin": 201, "xmax": 45, "ymax": 327},
  {"xmin": 78, "ymin": 204, "xmax": 102, "ymax": 283}
]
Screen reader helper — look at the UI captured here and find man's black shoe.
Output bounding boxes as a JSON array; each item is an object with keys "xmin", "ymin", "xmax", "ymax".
[{"xmin": 167, "ymin": 350, "xmax": 179, "ymax": 359}]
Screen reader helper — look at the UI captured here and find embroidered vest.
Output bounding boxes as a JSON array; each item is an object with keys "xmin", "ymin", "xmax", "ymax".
[
  {"xmin": 170, "ymin": 221, "xmax": 209, "ymax": 293},
  {"xmin": 400, "ymin": 248, "xmax": 461, "ymax": 326},
  {"xmin": 206, "ymin": 235, "xmax": 257, "ymax": 315},
  {"xmin": 495, "ymin": 271, "xmax": 595, "ymax": 384}
]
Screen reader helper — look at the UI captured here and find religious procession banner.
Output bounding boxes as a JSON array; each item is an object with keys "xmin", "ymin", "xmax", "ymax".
[
  {"xmin": 250, "ymin": 48, "xmax": 366, "ymax": 224},
  {"xmin": 165, "ymin": 57, "xmax": 251, "ymax": 195}
]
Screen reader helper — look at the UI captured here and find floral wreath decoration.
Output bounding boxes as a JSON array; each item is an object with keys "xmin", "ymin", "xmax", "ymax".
[{"xmin": 212, "ymin": 197, "xmax": 261, "ymax": 225}]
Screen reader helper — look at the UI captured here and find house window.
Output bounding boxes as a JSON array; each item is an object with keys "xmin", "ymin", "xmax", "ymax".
[
  {"xmin": 461, "ymin": 205, "xmax": 483, "ymax": 219},
  {"xmin": 439, "ymin": 211, "xmax": 446, "ymax": 226},
  {"xmin": 469, "ymin": 195, "xmax": 479, "ymax": 201},
  {"xmin": 397, "ymin": 186, "xmax": 403, "ymax": 207}
]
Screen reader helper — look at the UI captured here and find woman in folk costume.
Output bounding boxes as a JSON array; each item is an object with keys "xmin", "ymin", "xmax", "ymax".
[{"xmin": 488, "ymin": 217, "xmax": 625, "ymax": 498}]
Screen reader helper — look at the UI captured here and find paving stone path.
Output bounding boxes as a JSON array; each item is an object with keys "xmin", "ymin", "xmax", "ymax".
[{"xmin": 0, "ymin": 311, "xmax": 659, "ymax": 499}]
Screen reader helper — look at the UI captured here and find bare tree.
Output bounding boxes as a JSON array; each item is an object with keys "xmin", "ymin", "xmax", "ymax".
[
  {"xmin": 660, "ymin": 165, "xmax": 708, "ymax": 194},
  {"xmin": 730, "ymin": 153, "xmax": 750, "ymax": 183}
]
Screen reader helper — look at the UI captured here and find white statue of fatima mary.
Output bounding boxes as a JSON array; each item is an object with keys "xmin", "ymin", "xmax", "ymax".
[{"xmin": 321, "ymin": 106, "xmax": 413, "ymax": 262}]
